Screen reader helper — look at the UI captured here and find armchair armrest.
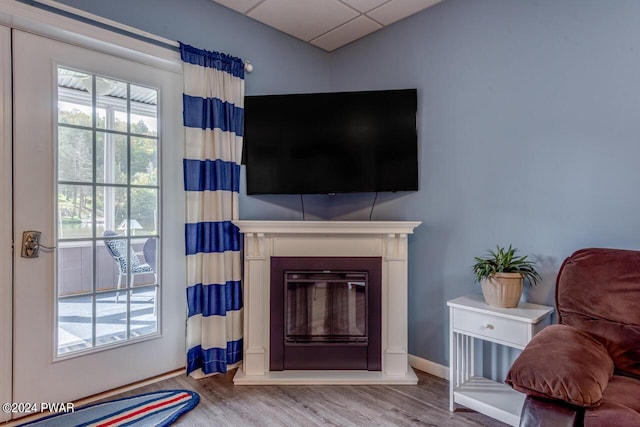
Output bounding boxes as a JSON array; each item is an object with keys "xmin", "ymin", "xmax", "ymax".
[
  {"xmin": 506, "ymin": 324, "xmax": 614, "ymax": 407},
  {"xmin": 520, "ymin": 395, "xmax": 583, "ymax": 427}
]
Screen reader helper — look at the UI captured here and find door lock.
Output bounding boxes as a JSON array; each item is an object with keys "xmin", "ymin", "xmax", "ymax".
[{"xmin": 21, "ymin": 231, "xmax": 56, "ymax": 258}]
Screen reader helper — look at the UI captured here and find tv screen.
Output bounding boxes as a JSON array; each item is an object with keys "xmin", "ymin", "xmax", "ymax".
[{"xmin": 243, "ymin": 89, "xmax": 418, "ymax": 195}]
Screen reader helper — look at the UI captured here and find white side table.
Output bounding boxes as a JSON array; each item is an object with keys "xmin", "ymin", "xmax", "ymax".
[{"xmin": 447, "ymin": 294, "xmax": 554, "ymax": 426}]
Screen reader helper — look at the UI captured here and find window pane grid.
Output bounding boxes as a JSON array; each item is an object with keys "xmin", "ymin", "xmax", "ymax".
[
  {"xmin": 58, "ymin": 124, "xmax": 159, "ymax": 142},
  {"xmin": 58, "ymin": 182, "xmax": 159, "ymax": 190},
  {"xmin": 56, "ymin": 67, "xmax": 159, "ymax": 356},
  {"xmin": 91, "ymin": 74, "xmax": 98, "ymax": 349},
  {"xmin": 58, "ymin": 122, "xmax": 93, "ymax": 132},
  {"xmin": 56, "ymin": 125, "xmax": 158, "ymax": 142}
]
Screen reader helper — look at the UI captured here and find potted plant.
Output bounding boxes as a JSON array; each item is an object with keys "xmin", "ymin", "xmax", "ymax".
[{"xmin": 472, "ymin": 245, "xmax": 541, "ymax": 308}]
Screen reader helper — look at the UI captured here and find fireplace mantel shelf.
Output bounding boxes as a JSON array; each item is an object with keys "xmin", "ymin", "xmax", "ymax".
[
  {"xmin": 233, "ymin": 220, "xmax": 422, "ymax": 385},
  {"xmin": 233, "ymin": 220, "xmax": 422, "ymax": 235}
]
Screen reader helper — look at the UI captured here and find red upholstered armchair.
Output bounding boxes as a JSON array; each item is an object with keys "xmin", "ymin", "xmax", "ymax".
[{"xmin": 505, "ymin": 248, "xmax": 640, "ymax": 427}]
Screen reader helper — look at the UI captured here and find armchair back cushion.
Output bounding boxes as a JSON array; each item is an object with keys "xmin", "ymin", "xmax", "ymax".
[{"xmin": 556, "ymin": 248, "xmax": 640, "ymax": 379}]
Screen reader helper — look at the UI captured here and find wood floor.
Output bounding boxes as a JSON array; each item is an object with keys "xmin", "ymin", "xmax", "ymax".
[{"xmin": 110, "ymin": 369, "xmax": 508, "ymax": 426}]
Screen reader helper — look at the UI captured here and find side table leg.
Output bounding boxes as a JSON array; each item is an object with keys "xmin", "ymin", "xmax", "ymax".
[{"xmin": 449, "ymin": 311, "xmax": 457, "ymax": 412}]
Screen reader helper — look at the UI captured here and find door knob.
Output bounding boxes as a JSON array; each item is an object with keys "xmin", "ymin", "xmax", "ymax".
[{"xmin": 21, "ymin": 230, "xmax": 56, "ymax": 258}]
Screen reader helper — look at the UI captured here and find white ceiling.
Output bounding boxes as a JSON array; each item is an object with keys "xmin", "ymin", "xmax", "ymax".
[{"xmin": 211, "ymin": 0, "xmax": 444, "ymax": 52}]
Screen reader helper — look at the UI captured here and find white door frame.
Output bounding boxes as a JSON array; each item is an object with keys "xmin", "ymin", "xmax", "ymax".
[
  {"xmin": 0, "ymin": 0, "xmax": 181, "ymax": 73},
  {"xmin": 0, "ymin": 23, "xmax": 12, "ymax": 424},
  {"xmin": 0, "ymin": 0, "xmax": 183, "ymax": 418}
]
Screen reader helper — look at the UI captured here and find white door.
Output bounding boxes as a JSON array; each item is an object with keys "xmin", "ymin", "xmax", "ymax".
[
  {"xmin": 12, "ymin": 29, "xmax": 185, "ymax": 409},
  {"xmin": 0, "ymin": 24, "xmax": 12, "ymax": 424}
]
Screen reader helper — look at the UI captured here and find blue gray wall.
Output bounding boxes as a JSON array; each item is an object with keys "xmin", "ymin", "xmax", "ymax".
[
  {"xmin": 54, "ymin": 0, "xmax": 640, "ymax": 368},
  {"xmin": 329, "ymin": 0, "xmax": 640, "ymax": 366}
]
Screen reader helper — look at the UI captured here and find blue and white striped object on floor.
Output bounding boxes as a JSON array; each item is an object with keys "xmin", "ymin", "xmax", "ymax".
[{"xmin": 17, "ymin": 390, "xmax": 199, "ymax": 427}]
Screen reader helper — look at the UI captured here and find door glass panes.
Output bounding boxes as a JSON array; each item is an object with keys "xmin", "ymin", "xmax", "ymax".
[
  {"xmin": 131, "ymin": 137, "xmax": 157, "ymax": 185},
  {"xmin": 58, "ymin": 295, "xmax": 94, "ymax": 354},
  {"xmin": 58, "ymin": 127, "xmax": 93, "ymax": 182},
  {"xmin": 131, "ymin": 287, "xmax": 158, "ymax": 337},
  {"xmin": 130, "ymin": 85, "xmax": 157, "ymax": 136},
  {"xmin": 58, "ymin": 69, "xmax": 92, "ymax": 127},
  {"xmin": 58, "ymin": 184, "xmax": 94, "ymax": 239},
  {"xmin": 56, "ymin": 66, "xmax": 160, "ymax": 357},
  {"xmin": 96, "ymin": 78, "xmax": 128, "ymax": 132},
  {"xmin": 96, "ymin": 186, "xmax": 128, "ymax": 238},
  {"xmin": 131, "ymin": 188, "xmax": 157, "ymax": 236},
  {"xmin": 96, "ymin": 133, "xmax": 128, "ymax": 184},
  {"xmin": 95, "ymin": 291, "xmax": 128, "ymax": 344}
]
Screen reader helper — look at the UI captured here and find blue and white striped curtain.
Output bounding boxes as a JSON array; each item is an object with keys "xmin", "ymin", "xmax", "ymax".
[{"xmin": 180, "ymin": 42, "xmax": 244, "ymax": 378}]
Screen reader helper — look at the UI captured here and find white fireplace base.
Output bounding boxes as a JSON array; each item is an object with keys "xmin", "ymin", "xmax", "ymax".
[
  {"xmin": 233, "ymin": 365, "xmax": 418, "ymax": 385},
  {"xmin": 232, "ymin": 220, "xmax": 421, "ymax": 385}
]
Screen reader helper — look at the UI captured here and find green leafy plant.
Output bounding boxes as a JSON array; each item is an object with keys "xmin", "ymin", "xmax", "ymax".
[{"xmin": 473, "ymin": 245, "xmax": 541, "ymax": 285}]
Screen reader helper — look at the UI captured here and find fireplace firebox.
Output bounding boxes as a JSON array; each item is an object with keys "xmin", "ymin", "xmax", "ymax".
[{"xmin": 270, "ymin": 257, "xmax": 381, "ymax": 371}]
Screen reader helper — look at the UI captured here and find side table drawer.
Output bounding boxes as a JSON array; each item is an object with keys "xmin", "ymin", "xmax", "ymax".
[{"xmin": 452, "ymin": 308, "xmax": 528, "ymax": 347}]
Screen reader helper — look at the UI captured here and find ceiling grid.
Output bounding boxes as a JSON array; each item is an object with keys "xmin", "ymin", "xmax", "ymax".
[{"xmin": 211, "ymin": 0, "xmax": 444, "ymax": 51}]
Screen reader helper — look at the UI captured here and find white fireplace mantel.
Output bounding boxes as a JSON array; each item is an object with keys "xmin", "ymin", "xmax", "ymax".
[
  {"xmin": 233, "ymin": 220, "xmax": 421, "ymax": 385},
  {"xmin": 233, "ymin": 220, "xmax": 422, "ymax": 235}
]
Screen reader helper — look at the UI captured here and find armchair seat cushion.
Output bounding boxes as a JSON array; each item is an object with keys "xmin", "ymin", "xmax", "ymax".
[
  {"xmin": 506, "ymin": 324, "xmax": 614, "ymax": 407},
  {"xmin": 584, "ymin": 375, "xmax": 640, "ymax": 427}
]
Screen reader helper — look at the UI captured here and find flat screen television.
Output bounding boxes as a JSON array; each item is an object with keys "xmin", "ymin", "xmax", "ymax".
[{"xmin": 243, "ymin": 89, "xmax": 418, "ymax": 195}]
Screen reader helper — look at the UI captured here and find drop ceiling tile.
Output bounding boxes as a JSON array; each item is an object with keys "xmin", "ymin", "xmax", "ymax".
[
  {"xmin": 367, "ymin": 0, "xmax": 442, "ymax": 26},
  {"xmin": 339, "ymin": 0, "xmax": 390, "ymax": 14},
  {"xmin": 212, "ymin": 0, "xmax": 263, "ymax": 14},
  {"xmin": 311, "ymin": 15, "xmax": 382, "ymax": 51},
  {"xmin": 248, "ymin": 0, "xmax": 360, "ymax": 41}
]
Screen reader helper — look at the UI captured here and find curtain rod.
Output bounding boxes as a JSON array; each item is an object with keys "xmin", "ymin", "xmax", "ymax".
[{"xmin": 21, "ymin": 0, "xmax": 253, "ymax": 72}]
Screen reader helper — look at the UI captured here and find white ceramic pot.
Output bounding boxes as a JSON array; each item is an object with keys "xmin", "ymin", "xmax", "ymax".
[{"xmin": 480, "ymin": 272, "xmax": 524, "ymax": 308}]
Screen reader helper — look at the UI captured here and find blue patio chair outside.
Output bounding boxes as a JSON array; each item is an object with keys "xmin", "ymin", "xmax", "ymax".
[{"xmin": 143, "ymin": 237, "xmax": 157, "ymax": 272}]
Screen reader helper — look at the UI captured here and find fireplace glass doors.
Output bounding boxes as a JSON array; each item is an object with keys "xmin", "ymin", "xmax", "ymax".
[
  {"xmin": 270, "ymin": 257, "xmax": 381, "ymax": 371},
  {"xmin": 285, "ymin": 271, "xmax": 367, "ymax": 344}
]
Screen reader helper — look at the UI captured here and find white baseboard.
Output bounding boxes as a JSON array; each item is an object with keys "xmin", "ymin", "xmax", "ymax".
[{"xmin": 408, "ymin": 354, "xmax": 449, "ymax": 380}]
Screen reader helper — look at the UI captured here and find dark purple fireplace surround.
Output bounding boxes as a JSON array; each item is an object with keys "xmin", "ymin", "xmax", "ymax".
[{"xmin": 270, "ymin": 257, "xmax": 382, "ymax": 371}]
